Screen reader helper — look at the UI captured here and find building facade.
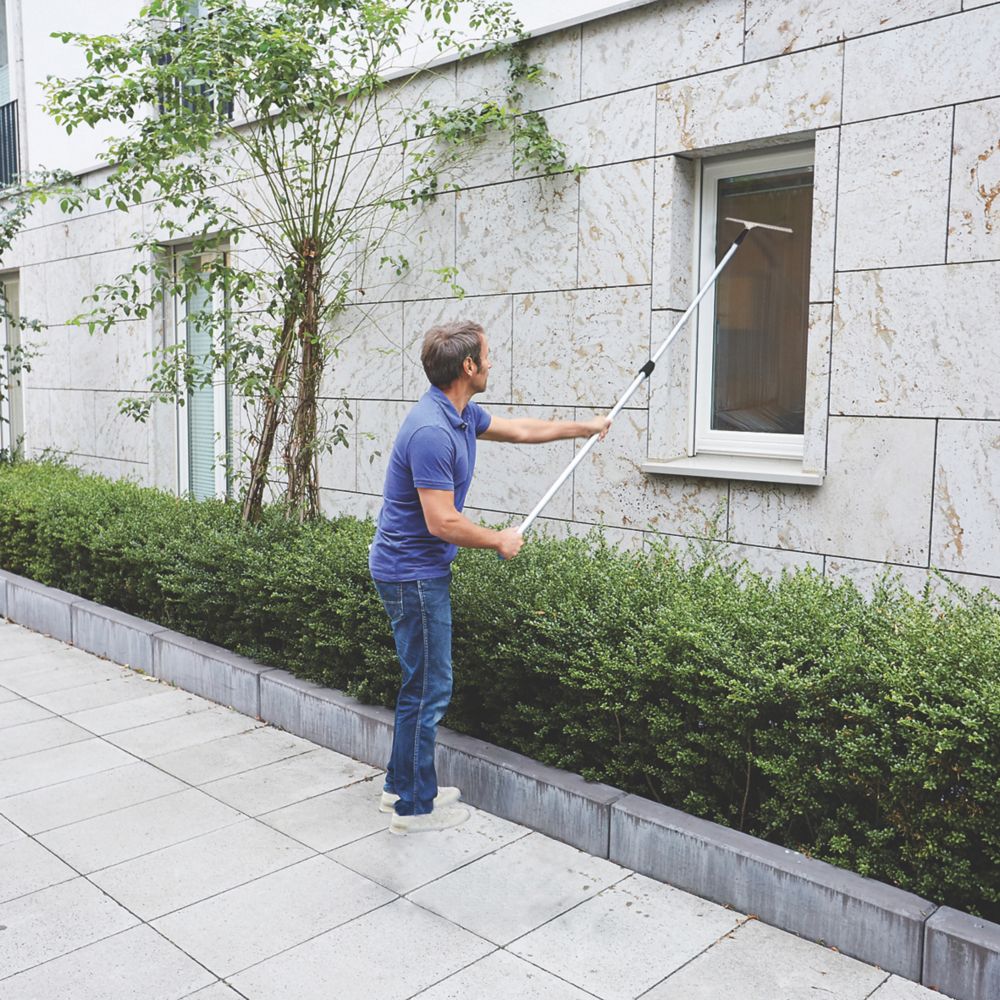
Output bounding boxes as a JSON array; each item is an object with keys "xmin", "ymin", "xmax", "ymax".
[{"xmin": 2, "ymin": 0, "xmax": 999, "ymax": 595}]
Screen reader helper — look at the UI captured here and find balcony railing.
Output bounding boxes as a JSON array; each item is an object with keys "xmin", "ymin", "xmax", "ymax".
[{"xmin": 0, "ymin": 100, "xmax": 19, "ymax": 188}]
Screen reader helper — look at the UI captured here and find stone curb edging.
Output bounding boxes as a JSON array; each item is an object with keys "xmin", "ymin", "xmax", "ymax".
[{"xmin": 2, "ymin": 567, "xmax": 997, "ymax": 1000}]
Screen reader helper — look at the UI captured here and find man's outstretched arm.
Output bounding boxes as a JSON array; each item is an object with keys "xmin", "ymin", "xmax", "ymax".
[
  {"xmin": 417, "ymin": 488, "xmax": 524, "ymax": 559},
  {"xmin": 479, "ymin": 414, "xmax": 611, "ymax": 444}
]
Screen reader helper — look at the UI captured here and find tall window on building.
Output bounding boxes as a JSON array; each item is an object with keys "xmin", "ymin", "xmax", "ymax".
[
  {"xmin": 0, "ymin": 0, "xmax": 19, "ymax": 188},
  {"xmin": 0, "ymin": 0, "xmax": 10, "ymax": 106},
  {"xmin": 175, "ymin": 251, "xmax": 233, "ymax": 500},
  {"xmin": 1, "ymin": 274, "xmax": 24, "ymax": 459},
  {"xmin": 696, "ymin": 147, "xmax": 813, "ymax": 459}
]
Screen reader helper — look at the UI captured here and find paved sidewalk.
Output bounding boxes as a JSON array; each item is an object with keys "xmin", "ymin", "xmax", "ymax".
[{"xmin": 0, "ymin": 618, "xmax": 941, "ymax": 1000}]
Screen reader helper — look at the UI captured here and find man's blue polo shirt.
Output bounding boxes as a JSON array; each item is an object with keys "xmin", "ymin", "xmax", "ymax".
[{"xmin": 368, "ymin": 386, "xmax": 492, "ymax": 582}]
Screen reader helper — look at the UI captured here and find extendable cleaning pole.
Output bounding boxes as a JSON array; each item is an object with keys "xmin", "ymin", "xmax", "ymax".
[{"xmin": 516, "ymin": 218, "xmax": 793, "ymax": 537}]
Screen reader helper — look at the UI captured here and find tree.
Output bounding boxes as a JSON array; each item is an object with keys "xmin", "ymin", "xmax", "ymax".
[{"xmin": 43, "ymin": 0, "xmax": 573, "ymax": 522}]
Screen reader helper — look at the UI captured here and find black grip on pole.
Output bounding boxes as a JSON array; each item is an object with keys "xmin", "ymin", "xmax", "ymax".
[
  {"xmin": 734, "ymin": 227, "xmax": 750, "ymax": 245},
  {"xmin": 639, "ymin": 360, "xmax": 655, "ymax": 378}
]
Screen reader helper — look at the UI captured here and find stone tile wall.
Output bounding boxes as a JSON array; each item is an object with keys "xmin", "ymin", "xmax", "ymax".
[{"xmin": 5, "ymin": 0, "xmax": 1000, "ymax": 595}]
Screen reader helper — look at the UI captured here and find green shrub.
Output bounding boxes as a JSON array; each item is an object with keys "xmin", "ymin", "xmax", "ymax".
[{"xmin": 2, "ymin": 460, "xmax": 999, "ymax": 919}]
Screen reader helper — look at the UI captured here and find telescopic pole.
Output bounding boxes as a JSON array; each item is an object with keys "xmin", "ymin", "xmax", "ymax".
[{"xmin": 515, "ymin": 218, "xmax": 793, "ymax": 537}]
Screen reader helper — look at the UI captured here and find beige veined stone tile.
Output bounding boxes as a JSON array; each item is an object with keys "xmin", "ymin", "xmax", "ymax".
[
  {"xmin": 652, "ymin": 157, "xmax": 697, "ymax": 313},
  {"xmin": 578, "ymin": 159, "xmax": 654, "ymax": 288},
  {"xmin": 581, "ymin": 0, "xmax": 744, "ymax": 100},
  {"xmin": 656, "ymin": 45, "xmax": 843, "ymax": 156},
  {"xmin": 932, "ymin": 419, "xmax": 1000, "ymax": 576},
  {"xmin": 744, "ymin": 0, "xmax": 959, "ymax": 62},
  {"xmin": 729, "ymin": 415, "xmax": 935, "ymax": 564},
  {"xmin": 355, "ymin": 398, "xmax": 415, "ymax": 495},
  {"xmin": 830, "ymin": 262, "xmax": 1000, "ymax": 419},
  {"xmin": 810, "ymin": 127, "xmax": 840, "ymax": 304},
  {"xmin": 803, "ymin": 304, "xmax": 833, "ymax": 476},
  {"xmin": 321, "ymin": 300, "xmax": 404, "ymax": 401},
  {"xmin": 511, "ymin": 287, "xmax": 650, "ymax": 408},
  {"xmin": 843, "ymin": 6, "xmax": 1000, "ymax": 122},
  {"xmin": 949, "ymin": 96, "xmax": 1000, "ymax": 263},
  {"xmin": 456, "ymin": 174, "xmax": 579, "ymax": 296},
  {"xmin": 835, "ymin": 108, "xmax": 952, "ymax": 270}
]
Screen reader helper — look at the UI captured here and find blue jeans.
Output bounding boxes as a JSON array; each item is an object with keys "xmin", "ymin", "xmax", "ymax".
[{"xmin": 372, "ymin": 574, "xmax": 453, "ymax": 816}]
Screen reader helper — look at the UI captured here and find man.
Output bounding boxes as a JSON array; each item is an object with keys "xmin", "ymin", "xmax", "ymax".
[{"xmin": 369, "ymin": 319, "xmax": 610, "ymax": 834}]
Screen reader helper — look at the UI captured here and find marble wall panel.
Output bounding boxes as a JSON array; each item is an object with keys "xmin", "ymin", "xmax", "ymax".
[
  {"xmin": 744, "ymin": 0, "xmax": 959, "ymax": 61},
  {"xmin": 962, "ymin": 0, "xmax": 999, "ymax": 7},
  {"xmin": 402, "ymin": 295, "xmax": 512, "ymax": 405},
  {"xmin": 23, "ymin": 328, "xmax": 75, "ymax": 390},
  {"xmin": 830, "ymin": 262, "xmax": 1000, "ymax": 418},
  {"xmin": 356, "ymin": 399, "xmax": 413, "ymax": 495},
  {"xmin": 940, "ymin": 569, "xmax": 1000, "ymax": 601},
  {"xmin": 467, "ymin": 404, "xmax": 577, "ymax": 519},
  {"xmin": 580, "ymin": 0, "xmax": 744, "ymax": 100},
  {"xmin": 729, "ymin": 416, "xmax": 935, "ymax": 563},
  {"xmin": 948, "ymin": 97, "xmax": 1000, "ymax": 263},
  {"xmin": 321, "ymin": 302, "xmax": 404, "ymax": 401},
  {"xmin": 35, "ymin": 255, "xmax": 93, "ymax": 328},
  {"xmin": 836, "ymin": 109, "xmax": 952, "ymax": 270},
  {"xmin": 319, "ymin": 489, "xmax": 382, "ymax": 522},
  {"xmin": 577, "ymin": 159, "xmax": 654, "ymax": 288},
  {"xmin": 824, "ymin": 556, "xmax": 939, "ymax": 598},
  {"xmin": 93, "ymin": 392, "xmax": 149, "ymax": 463},
  {"xmin": 316, "ymin": 405, "xmax": 359, "ymax": 494},
  {"xmin": 533, "ymin": 88, "xmax": 655, "ymax": 174},
  {"xmin": 22, "ymin": 389, "xmax": 52, "ymax": 458},
  {"xmin": 456, "ymin": 26, "xmax": 581, "ymax": 113},
  {"xmin": 842, "ymin": 6, "xmax": 1000, "ymax": 122},
  {"xmin": 434, "ymin": 128, "xmax": 513, "ymax": 190},
  {"xmin": 651, "ymin": 157, "xmax": 697, "ymax": 313},
  {"xmin": 72, "ymin": 456, "xmax": 147, "ymax": 484},
  {"xmin": 810, "ymin": 128, "xmax": 839, "ymax": 303},
  {"xmin": 932, "ymin": 419, "xmax": 1000, "ymax": 576},
  {"xmin": 720, "ymin": 541, "xmax": 825, "ymax": 576},
  {"xmin": 330, "ymin": 145, "xmax": 406, "ymax": 212},
  {"xmin": 802, "ymin": 304, "xmax": 833, "ymax": 475},
  {"xmin": 455, "ymin": 175, "xmax": 579, "ymax": 295},
  {"xmin": 511, "ymin": 287, "xmax": 650, "ymax": 409},
  {"xmin": 656, "ymin": 45, "xmax": 843, "ymax": 156},
  {"xmin": 574, "ymin": 408, "xmax": 729, "ymax": 534},
  {"xmin": 46, "ymin": 389, "xmax": 97, "ymax": 457},
  {"xmin": 646, "ymin": 309, "xmax": 692, "ymax": 461}
]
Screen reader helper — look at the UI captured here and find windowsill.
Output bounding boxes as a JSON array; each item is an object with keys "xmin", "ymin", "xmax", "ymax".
[{"xmin": 641, "ymin": 454, "xmax": 824, "ymax": 486}]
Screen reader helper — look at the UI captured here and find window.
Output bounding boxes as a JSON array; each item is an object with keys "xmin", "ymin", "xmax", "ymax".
[
  {"xmin": 174, "ymin": 251, "xmax": 233, "ymax": 500},
  {"xmin": 695, "ymin": 146, "xmax": 813, "ymax": 460},
  {"xmin": 0, "ymin": 0, "xmax": 18, "ymax": 188},
  {"xmin": 0, "ymin": 275, "xmax": 23, "ymax": 459}
]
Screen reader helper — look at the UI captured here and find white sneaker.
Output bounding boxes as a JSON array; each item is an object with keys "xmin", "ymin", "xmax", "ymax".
[
  {"xmin": 379, "ymin": 786, "xmax": 461, "ymax": 814},
  {"xmin": 389, "ymin": 805, "xmax": 470, "ymax": 836}
]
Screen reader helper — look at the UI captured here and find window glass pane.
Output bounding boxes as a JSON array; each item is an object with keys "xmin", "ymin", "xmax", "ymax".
[
  {"xmin": 711, "ymin": 165, "xmax": 813, "ymax": 434},
  {"xmin": 185, "ymin": 276, "xmax": 216, "ymax": 500}
]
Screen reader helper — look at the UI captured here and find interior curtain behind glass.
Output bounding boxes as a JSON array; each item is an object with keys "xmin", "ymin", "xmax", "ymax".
[{"xmin": 711, "ymin": 166, "xmax": 813, "ymax": 434}]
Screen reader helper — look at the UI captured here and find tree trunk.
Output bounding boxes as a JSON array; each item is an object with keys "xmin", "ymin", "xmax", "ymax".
[
  {"xmin": 283, "ymin": 239, "xmax": 323, "ymax": 521},
  {"xmin": 240, "ymin": 304, "xmax": 298, "ymax": 525}
]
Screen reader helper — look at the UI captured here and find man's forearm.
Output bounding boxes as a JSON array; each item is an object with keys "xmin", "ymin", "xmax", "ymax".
[
  {"xmin": 511, "ymin": 418, "xmax": 600, "ymax": 444},
  {"xmin": 428, "ymin": 511, "xmax": 504, "ymax": 550}
]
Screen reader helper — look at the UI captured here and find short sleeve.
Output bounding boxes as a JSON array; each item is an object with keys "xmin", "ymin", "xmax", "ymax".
[
  {"xmin": 469, "ymin": 402, "xmax": 492, "ymax": 437},
  {"xmin": 408, "ymin": 426, "xmax": 457, "ymax": 491}
]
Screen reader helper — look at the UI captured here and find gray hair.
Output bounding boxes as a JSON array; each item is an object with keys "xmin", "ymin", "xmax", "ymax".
[{"xmin": 420, "ymin": 320, "xmax": 484, "ymax": 388}]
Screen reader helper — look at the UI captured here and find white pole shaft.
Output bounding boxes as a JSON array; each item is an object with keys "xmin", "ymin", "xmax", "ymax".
[{"xmin": 516, "ymin": 231, "xmax": 749, "ymax": 537}]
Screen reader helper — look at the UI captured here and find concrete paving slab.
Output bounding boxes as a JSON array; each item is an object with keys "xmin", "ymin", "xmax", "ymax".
[
  {"xmin": 182, "ymin": 984, "xmax": 244, "ymax": 1000},
  {"xmin": 509, "ymin": 872, "xmax": 746, "ymax": 1000},
  {"xmin": 104, "ymin": 704, "xmax": 263, "ymax": 758},
  {"xmin": 32, "ymin": 671, "xmax": 165, "ymax": 714},
  {"xmin": 0, "ymin": 623, "xmax": 72, "ymax": 661},
  {"xmin": 0, "ymin": 715, "xmax": 93, "ymax": 761},
  {"xmin": 407, "ymin": 831, "xmax": 626, "ymax": 946},
  {"xmin": 257, "ymin": 775, "xmax": 389, "ymax": 852},
  {"xmin": 0, "ymin": 761, "xmax": 187, "ymax": 834},
  {"xmin": 36, "ymin": 787, "xmax": 244, "ymax": 874},
  {"xmin": 413, "ymin": 948, "xmax": 595, "ymax": 1000},
  {"xmin": 90, "ymin": 817, "xmax": 315, "ymax": 920},
  {"xmin": 200, "ymin": 746, "xmax": 380, "ymax": 816},
  {"xmin": 0, "ymin": 738, "xmax": 134, "ymax": 798},
  {"xmin": 0, "ymin": 876, "xmax": 139, "ymax": 979},
  {"xmin": 148, "ymin": 725, "xmax": 315, "ymax": 786},
  {"xmin": 0, "ymin": 837, "xmax": 77, "ymax": 903},
  {"xmin": 0, "ymin": 683, "xmax": 20, "ymax": 703},
  {"xmin": 67, "ymin": 687, "xmax": 213, "ymax": 736},
  {"xmin": 0, "ymin": 812, "xmax": 24, "ymax": 845},
  {"xmin": 870, "ymin": 974, "xmax": 944, "ymax": 998},
  {"xmin": 152, "ymin": 854, "xmax": 395, "ymax": 977},
  {"xmin": 228, "ymin": 897, "xmax": 494, "ymax": 1000},
  {"xmin": 0, "ymin": 656, "xmax": 129, "ymax": 698},
  {"xmin": 330, "ymin": 805, "xmax": 530, "ymax": 896},
  {"xmin": 642, "ymin": 918, "xmax": 889, "ymax": 999},
  {"xmin": 0, "ymin": 697, "xmax": 53, "ymax": 728},
  {"xmin": 0, "ymin": 924, "xmax": 216, "ymax": 1000}
]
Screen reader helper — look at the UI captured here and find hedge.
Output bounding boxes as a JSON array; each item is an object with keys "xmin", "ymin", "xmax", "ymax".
[{"xmin": 2, "ymin": 460, "xmax": 999, "ymax": 919}]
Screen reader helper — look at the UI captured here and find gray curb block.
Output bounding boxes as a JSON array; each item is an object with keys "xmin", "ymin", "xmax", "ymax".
[
  {"xmin": 610, "ymin": 794, "xmax": 936, "ymax": 980},
  {"xmin": 1, "ymin": 567, "xmax": 997, "ymax": 1000}
]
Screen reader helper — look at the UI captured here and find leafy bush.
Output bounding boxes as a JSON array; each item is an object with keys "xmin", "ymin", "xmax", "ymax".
[{"xmin": 2, "ymin": 460, "xmax": 999, "ymax": 918}]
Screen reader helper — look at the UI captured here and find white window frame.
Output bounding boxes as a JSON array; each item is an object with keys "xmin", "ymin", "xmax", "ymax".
[
  {"xmin": 173, "ymin": 250, "xmax": 230, "ymax": 499},
  {"xmin": 693, "ymin": 145, "xmax": 814, "ymax": 461},
  {"xmin": 0, "ymin": 274, "xmax": 23, "ymax": 457}
]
